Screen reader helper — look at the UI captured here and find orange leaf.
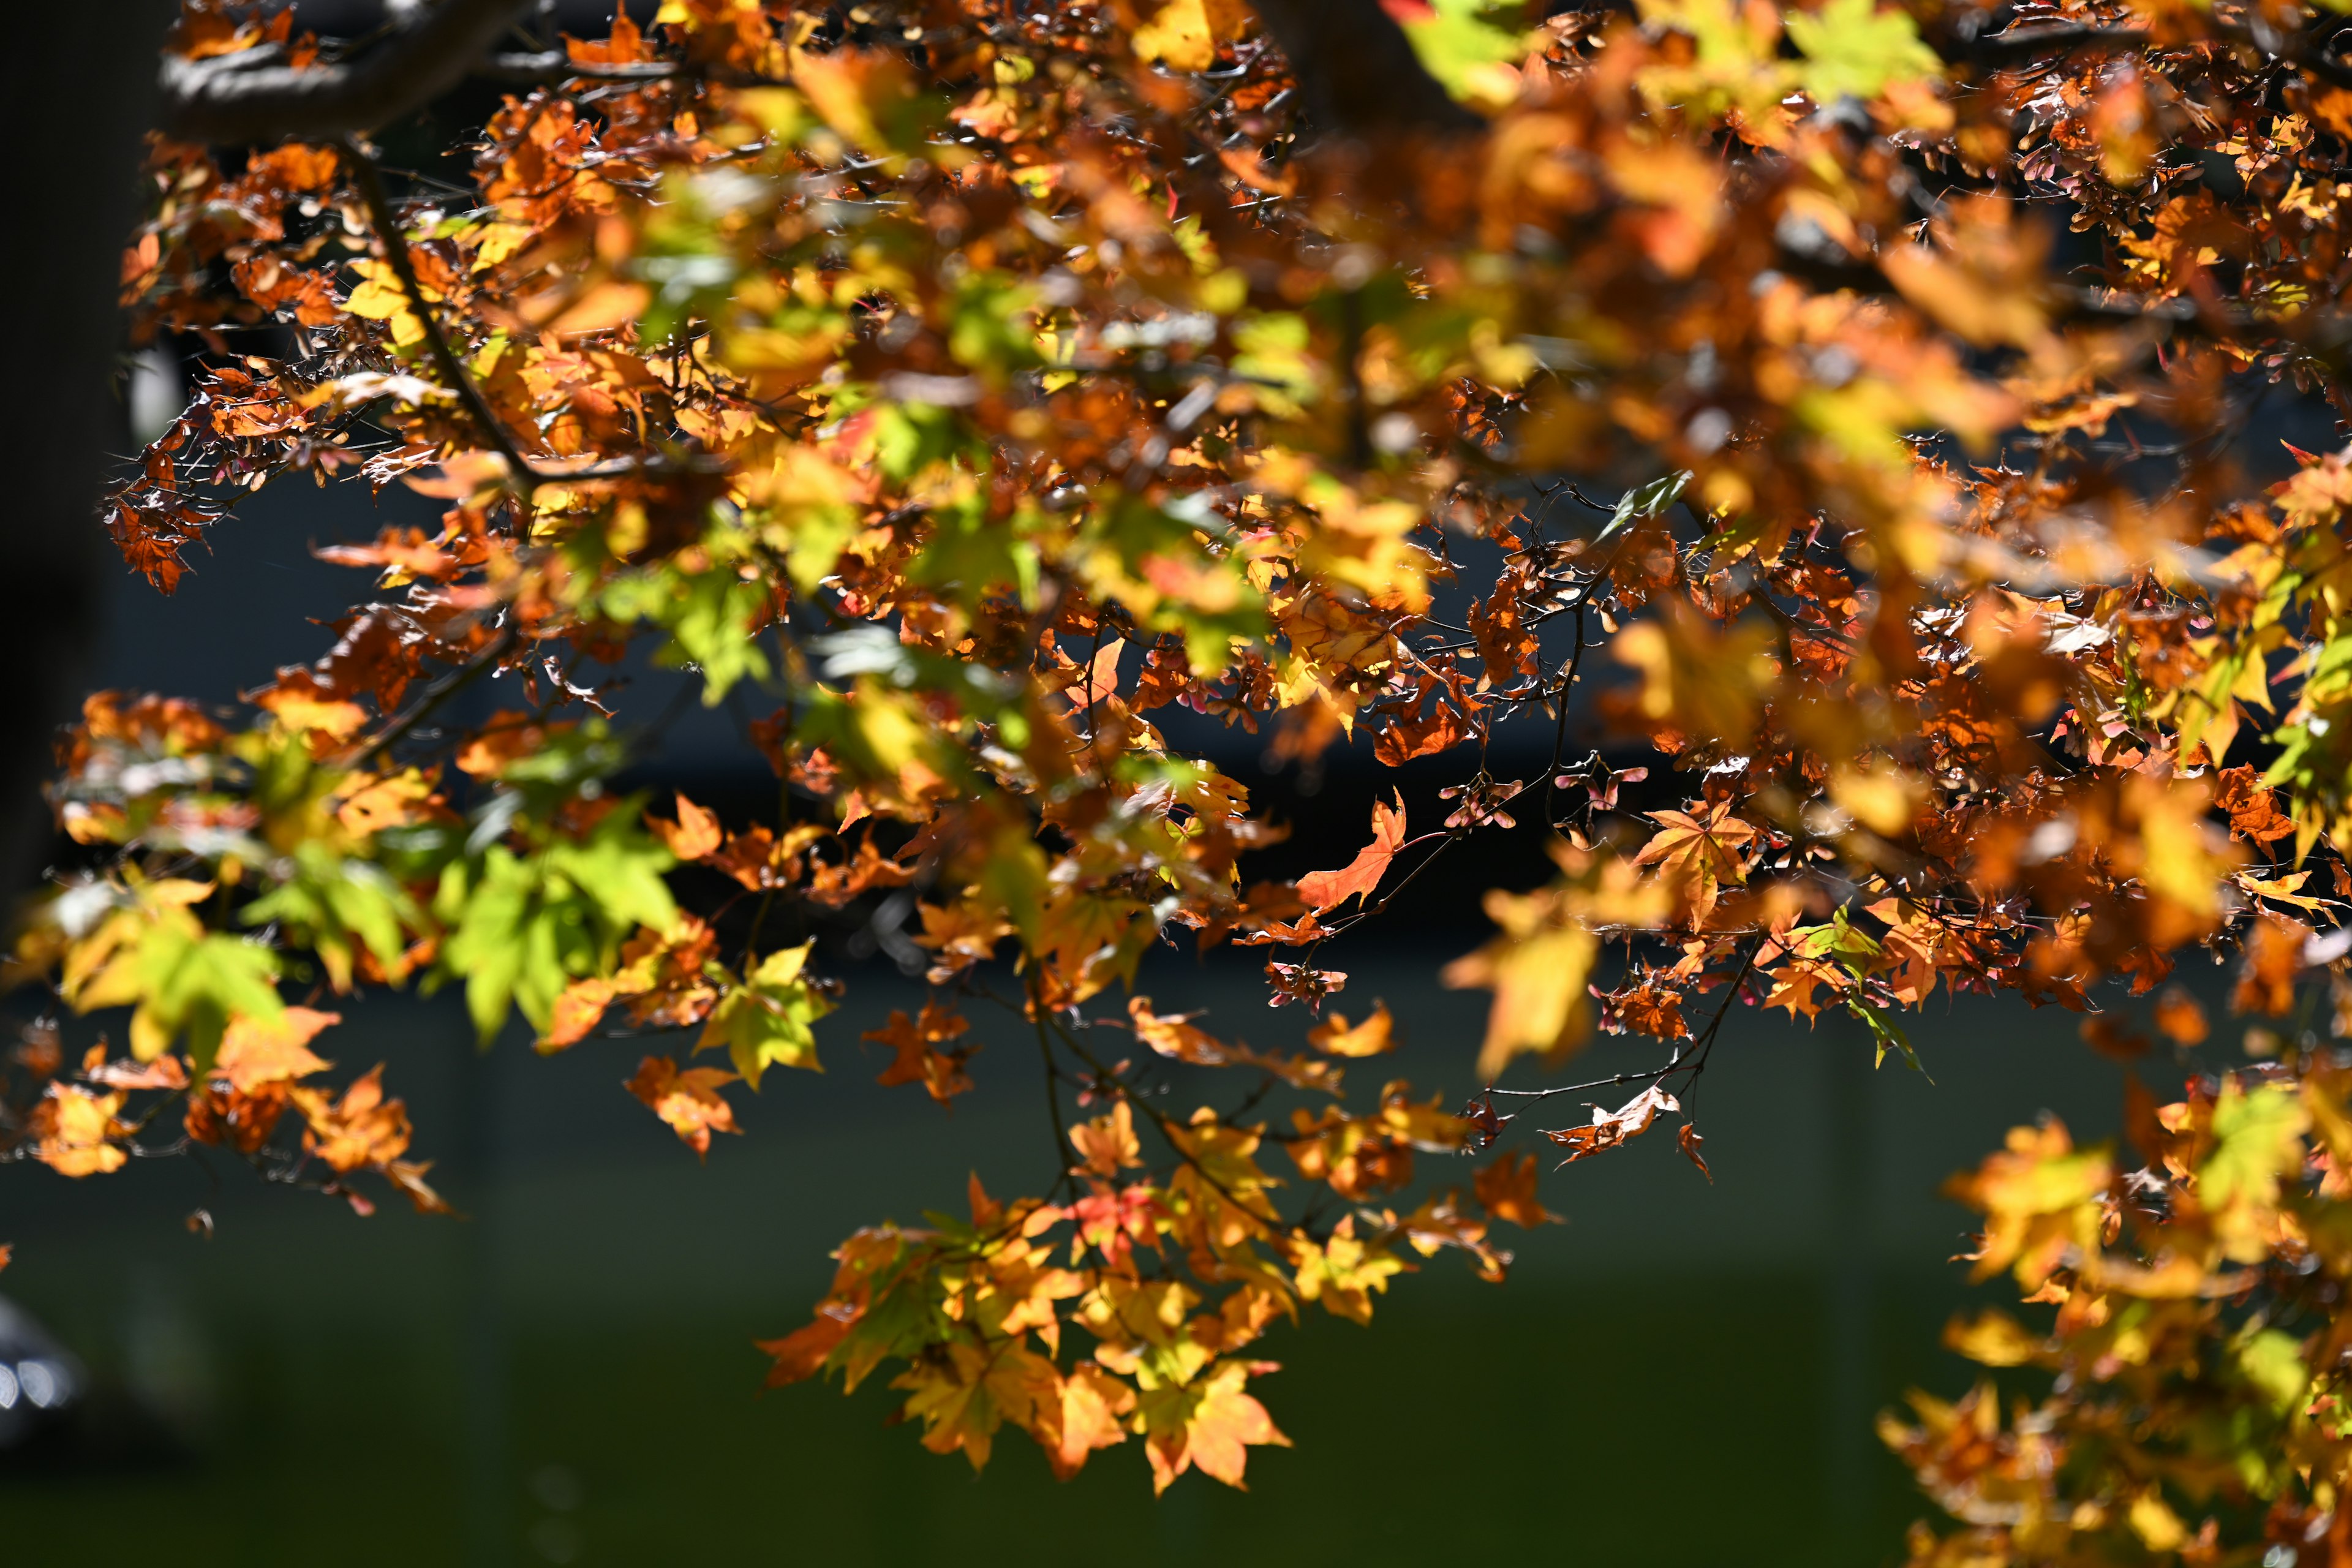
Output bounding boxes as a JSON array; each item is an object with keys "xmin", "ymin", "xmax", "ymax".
[
  {"xmin": 1069, "ymin": 1100, "xmax": 1143, "ymax": 1178},
  {"xmin": 1307, "ymin": 1001, "xmax": 1396, "ymax": 1057},
  {"xmin": 214, "ymin": 1007, "xmax": 339, "ymax": 1094},
  {"xmin": 758, "ymin": 1306, "xmax": 858, "ymax": 1388},
  {"xmin": 1472, "ymin": 1151, "xmax": 1558, "ymax": 1226},
  {"xmin": 294, "ymin": 1065, "xmax": 412, "ymax": 1173},
  {"xmin": 625, "ymin": 1055, "xmax": 742, "ymax": 1158},
  {"xmin": 650, "ymin": 791, "xmax": 723, "ymax": 861},
  {"xmin": 1296, "ymin": 790, "xmax": 1407, "ymax": 914},
  {"xmin": 2152, "ymin": 986, "xmax": 2209, "ymax": 1046},
  {"xmin": 540, "ymin": 978, "xmax": 615, "ymax": 1053},
  {"xmin": 1142, "ymin": 1358, "xmax": 1291, "ymax": 1493},
  {"xmin": 1036, "ymin": 1362, "xmax": 1136, "ymax": 1480},
  {"xmin": 864, "ymin": 1003, "xmax": 976, "ymax": 1103}
]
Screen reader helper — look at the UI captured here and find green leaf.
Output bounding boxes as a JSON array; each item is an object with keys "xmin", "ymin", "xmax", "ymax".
[
  {"xmin": 2236, "ymin": 1327, "xmax": 2309, "ymax": 1414},
  {"xmin": 1785, "ymin": 0, "xmax": 1943, "ymax": 104},
  {"xmin": 131, "ymin": 922, "xmax": 284, "ymax": 1070},
  {"xmin": 432, "ymin": 807, "xmax": 677, "ymax": 1043},
  {"xmin": 700, "ymin": 941, "xmax": 834, "ymax": 1088},
  {"xmin": 241, "ymin": 843, "xmax": 420, "ymax": 991},
  {"xmin": 1849, "ymin": 998, "xmax": 1928, "ymax": 1079},
  {"xmin": 1396, "ymin": 0, "xmax": 1529, "ymax": 102}
]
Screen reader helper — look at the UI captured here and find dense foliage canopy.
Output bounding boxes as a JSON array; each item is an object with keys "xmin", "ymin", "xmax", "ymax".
[{"xmin": 18, "ymin": 0, "xmax": 2352, "ymax": 1552}]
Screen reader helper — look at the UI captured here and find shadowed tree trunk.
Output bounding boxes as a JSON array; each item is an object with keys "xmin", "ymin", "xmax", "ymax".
[{"xmin": 0, "ymin": 2, "xmax": 176, "ymax": 895}]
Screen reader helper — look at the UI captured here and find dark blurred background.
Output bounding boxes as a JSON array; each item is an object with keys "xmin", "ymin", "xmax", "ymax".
[{"xmin": 0, "ymin": 2, "xmax": 2295, "ymax": 1563}]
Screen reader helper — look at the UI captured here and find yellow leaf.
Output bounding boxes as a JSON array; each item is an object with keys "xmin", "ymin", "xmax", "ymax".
[
  {"xmin": 1442, "ymin": 904, "xmax": 1599, "ymax": 1082},
  {"xmin": 1133, "ymin": 0, "xmax": 1215, "ymax": 71}
]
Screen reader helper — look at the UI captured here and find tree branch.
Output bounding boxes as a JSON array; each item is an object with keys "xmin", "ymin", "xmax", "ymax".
[{"xmin": 159, "ymin": 0, "xmax": 538, "ymax": 143}]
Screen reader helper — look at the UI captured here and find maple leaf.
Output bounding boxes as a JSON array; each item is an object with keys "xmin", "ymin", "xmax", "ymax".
[
  {"xmin": 1264, "ymin": 960, "xmax": 1349, "ymax": 1009},
  {"xmin": 292, "ymin": 1065, "xmax": 412, "ymax": 1174},
  {"xmin": 892, "ymin": 1336, "xmax": 1062, "ymax": 1472},
  {"xmin": 1942, "ymin": 1117, "xmax": 2111, "ymax": 1289},
  {"xmin": 1069, "ymin": 1101, "xmax": 1143, "ymax": 1178},
  {"xmin": 625, "ymin": 1054, "xmax": 742, "ymax": 1158},
  {"xmin": 1676, "ymin": 1123, "xmax": 1711, "ymax": 1184},
  {"xmin": 699, "ymin": 942, "xmax": 833, "ymax": 1088},
  {"xmin": 649, "ymin": 791, "xmax": 723, "ymax": 860},
  {"xmin": 30, "ymin": 1085, "xmax": 129, "ymax": 1177},
  {"xmin": 1760, "ymin": 957, "xmax": 1847, "ymax": 1020},
  {"xmin": 1289, "ymin": 1215, "xmax": 1406, "ymax": 1324},
  {"xmin": 1784, "ymin": 0, "xmax": 1943, "ymax": 104},
  {"xmin": 212, "ymin": 1006, "xmax": 338, "ymax": 1093},
  {"xmin": 1441, "ymin": 892, "xmax": 1599, "ymax": 1080},
  {"xmin": 1136, "ymin": 1357, "xmax": 1291, "ymax": 1494},
  {"xmin": 2233, "ymin": 915, "xmax": 2310, "ymax": 1017},
  {"xmin": 864, "ymin": 1003, "xmax": 975, "ymax": 1104},
  {"xmin": 1033, "ymin": 1362, "xmax": 1136, "ymax": 1480},
  {"xmin": 540, "ymin": 978, "xmax": 616, "ymax": 1052},
  {"xmin": 1306, "ymin": 1001, "xmax": 1397, "ymax": 1057},
  {"xmin": 1630, "ymin": 801, "xmax": 1756, "ymax": 924},
  {"xmin": 1128, "ymin": 995, "xmax": 1230, "ymax": 1065},
  {"xmin": 1295, "ymin": 789, "xmax": 1407, "ymax": 914},
  {"xmin": 1602, "ymin": 979, "xmax": 1689, "ymax": 1040},
  {"xmin": 1544, "ymin": 1086, "xmax": 1680, "ymax": 1167},
  {"xmin": 1472, "ymin": 1151, "xmax": 1558, "ymax": 1227}
]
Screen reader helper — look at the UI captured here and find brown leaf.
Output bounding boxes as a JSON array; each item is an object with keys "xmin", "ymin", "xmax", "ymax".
[
  {"xmin": 1677, "ymin": 1122, "xmax": 1712, "ymax": 1183},
  {"xmin": 1544, "ymin": 1086, "xmax": 1679, "ymax": 1166}
]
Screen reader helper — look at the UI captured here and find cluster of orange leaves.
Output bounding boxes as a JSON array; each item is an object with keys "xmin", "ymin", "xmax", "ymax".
[{"xmin": 20, "ymin": 0, "xmax": 2352, "ymax": 1503}]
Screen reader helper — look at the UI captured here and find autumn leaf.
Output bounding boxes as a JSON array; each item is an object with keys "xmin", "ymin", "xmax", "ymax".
[
  {"xmin": 1544, "ymin": 1086, "xmax": 1679, "ymax": 1167},
  {"xmin": 1069, "ymin": 1100, "xmax": 1142, "ymax": 1178},
  {"xmin": 30, "ymin": 1085, "xmax": 128, "ymax": 1177},
  {"xmin": 649, "ymin": 791, "xmax": 723, "ymax": 861},
  {"xmin": 1136, "ymin": 1357, "xmax": 1291, "ymax": 1494},
  {"xmin": 1306, "ymin": 1001, "xmax": 1397, "ymax": 1057},
  {"xmin": 2152, "ymin": 986, "xmax": 2207, "ymax": 1046},
  {"xmin": 1472, "ymin": 1152, "xmax": 1558, "ymax": 1226},
  {"xmin": 1035, "ymin": 1362, "xmax": 1137, "ymax": 1480},
  {"xmin": 1942, "ymin": 1117, "xmax": 2111, "ymax": 1289},
  {"xmin": 892, "ymin": 1336, "xmax": 1062, "ymax": 1472},
  {"xmin": 212, "ymin": 1006, "xmax": 338, "ymax": 1093},
  {"xmin": 293, "ymin": 1065, "xmax": 412, "ymax": 1174},
  {"xmin": 1295, "ymin": 790, "xmax": 1407, "ymax": 914},
  {"xmin": 540, "ymin": 978, "xmax": 616, "ymax": 1052},
  {"xmin": 1631, "ymin": 801, "xmax": 1755, "ymax": 924},
  {"xmin": 1676, "ymin": 1123, "xmax": 1711, "ymax": 1183},
  {"xmin": 1442, "ymin": 891, "xmax": 1600, "ymax": 1080},
  {"xmin": 699, "ymin": 942, "xmax": 832, "ymax": 1088},
  {"xmin": 625, "ymin": 1054, "xmax": 742, "ymax": 1158},
  {"xmin": 864, "ymin": 1003, "xmax": 975, "ymax": 1104}
]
